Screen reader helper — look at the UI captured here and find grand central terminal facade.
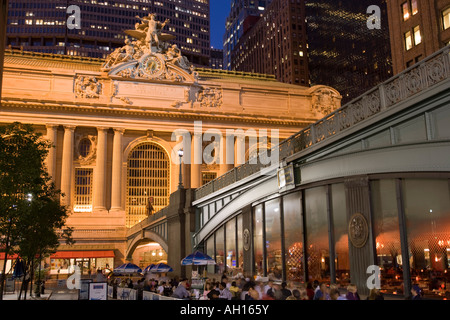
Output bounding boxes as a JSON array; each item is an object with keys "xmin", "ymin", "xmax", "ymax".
[{"xmin": 0, "ymin": 16, "xmax": 341, "ymax": 275}]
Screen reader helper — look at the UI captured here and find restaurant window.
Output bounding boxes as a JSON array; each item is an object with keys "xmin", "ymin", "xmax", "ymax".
[
  {"xmin": 237, "ymin": 214, "xmax": 244, "ymax": 271},
  {"xmin": 215, "ymin": 226, "xmax": 225, "ymax": 274},
  {"xmin": 305, "ymin": 186, "xmax": 330, "ymax": 283},
  {"xmin": 253, "ymin": 204, "xmax": 264, "ymax": 276},
  {"xmin": 442, "ymin": 7, "xmax": 450, "ymax": 30},
  {"xmin": 371, "ymin": 179, "xmax": 403, "ymax": 295},
  {"xmin": 402, "ymin": 179, "xmax": 450, "ymax": 299},
  {"xmin": 331, "ymin": 184, "xmax": 350, "ymax": 287},
  {"xmin": 265, "ymin": 198, "xmax": 282, "ymax": 280},
  {"xmin": 226, "ymin": 218, "xmax": 236, "ymax": 272},
  {"xmin": 74, "ymin": 168, "xmax": 93, "ymax": 213},
  {"xmin": 283, "ymin": 191, "xmax": 304, "ymax": 283},
  {"xmin": 206, "ymin": 236, "xmax": 215, "ymax": 274}
]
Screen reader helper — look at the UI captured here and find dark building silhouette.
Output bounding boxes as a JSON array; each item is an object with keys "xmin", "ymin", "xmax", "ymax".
[
  {"xmin": 229, "ymin": 0, "xmax": 393, "ymax": 103},
  {"xmin": 5, "ymin": 0, "xmax": 211, "ymax": 66},
  {"xmin": 230, "ymin": 0, "xmax": 309, "ymax": 86},
  {"xmin": 305, "ymin": 0, "xmax": 393, "ymax": 103}
]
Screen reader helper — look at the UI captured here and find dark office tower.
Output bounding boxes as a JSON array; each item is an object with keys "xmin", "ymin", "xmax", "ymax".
[
  {"xmin": 223, "ymin": 0, "xmax": 272, "ymax": 70},
  {"xmin": 305, "ymin": 0, "xmax": 393, "ymax": 103},
  {"xmin": 210, "ymin": 48, "xmax": 224, "ymax": 69},
  {"xmin": 230, "ymin": 0, "xmax": 309, "ymax": 86},
  {"xmin": 386, "ymin": 0, "xmax": 450, "ymax": 75},
  {"xmin": 5, "ymin": 0, "xmax": 211, "ymax": 66}
]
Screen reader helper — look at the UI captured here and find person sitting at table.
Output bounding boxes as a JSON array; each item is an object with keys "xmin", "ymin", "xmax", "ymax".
[
  {"xmin": 172, "ymin": 279, "xmax": 190, "ymax": 300},
  {"xmin": 219, "ymin": 282, "xmax": 233, "ymax": 300}
]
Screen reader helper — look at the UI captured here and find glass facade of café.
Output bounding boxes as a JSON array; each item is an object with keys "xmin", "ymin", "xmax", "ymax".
[{"xmin": 202, "ymin": 174, "xmax": 450, "ymax": 299}]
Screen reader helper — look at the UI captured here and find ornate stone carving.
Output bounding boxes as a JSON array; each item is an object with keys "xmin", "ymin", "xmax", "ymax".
[
  {"xmin": 196, "ymin": 88, "xmax": 223, "ymax": 108},
  {"xmin": 310, "ymin": 87, "xmax": 341, "ymax": 118},
  {"xmin": 74, "ymin": 134, "xmax": 97, "ymax": 164},
  {"xmin": 101, "ymin": 13, "xmax": 198, "ymax": 84},
  {"xmin": 75, "ymin": 76, "xmax": 102, "ymax": 99},
  {"xmin": 348, "ymin": 213, "xmax": 369, "ymax": 248}
]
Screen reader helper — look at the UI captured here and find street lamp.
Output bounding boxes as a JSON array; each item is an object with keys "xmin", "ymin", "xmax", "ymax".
[{"xmin": 178, "ymin": 149, "xmax": 184, "ymax": 189}]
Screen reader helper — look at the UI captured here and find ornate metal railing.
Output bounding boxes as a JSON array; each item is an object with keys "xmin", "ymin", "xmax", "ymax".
[{"xmin": 194, "ymin": 46, "xmax": 450, "ymax": 200}]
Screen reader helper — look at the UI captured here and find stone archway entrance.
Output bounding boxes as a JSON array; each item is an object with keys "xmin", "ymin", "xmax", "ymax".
[{"xmin": 130, "ymin": 240, "xmax": 168, "ymax": 270}]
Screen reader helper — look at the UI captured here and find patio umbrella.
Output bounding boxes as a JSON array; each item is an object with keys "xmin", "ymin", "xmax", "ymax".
[
  {"xmin": 113, "ymin": 263, "xmax": 142, "ymax": 274},
  {"xmin": 142, "ymin": 264, "xmax": 155, "ymax": 273},
  {"xmin": 149, "ymin": 262, "xmax": 173, "ymax": 273},
  {"xmin": 181, "ymin": 250, "xmax": 216, "ymax": 266}
]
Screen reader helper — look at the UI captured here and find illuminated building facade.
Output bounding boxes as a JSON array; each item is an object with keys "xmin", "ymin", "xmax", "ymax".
[
  {"xmin": 0, "ymin": 13, "xmax": 340, "ymax": 272},
  {"xmin": 5, "ymin": 0, "xmax": 211, "ymax": 66},
  {"xmin": 386, "ymin": 0, "xmax": 450, "ymax": 75}
]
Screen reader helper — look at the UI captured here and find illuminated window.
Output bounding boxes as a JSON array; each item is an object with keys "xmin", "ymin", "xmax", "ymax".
[
  {"xmin": 402, "ymin": 2, "xmax": 410, "ymax": 21},
  {"xmin": 413, "ymin": 25, "xmax": 421, "ymax": 45},
  {"xmin": 411, "ymin": 0, "xmax": 418, "ymax": 15},
  {"xmin": 404, "ymin": 31, "xmax": 413, "ymax": 50},
  {"xmin": 126, "ymin": 143, "xmax": 170, "ymax": 228},
  {"xmin": 443, "ymin": 8, "xmax": 450, "ymax": 30},
  {"xmin": 74, "ymin": 168, "xmax": 93, "ymax": 213}
]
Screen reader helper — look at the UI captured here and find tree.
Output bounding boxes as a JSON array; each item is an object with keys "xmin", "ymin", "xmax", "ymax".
[{"xmin": 0, "ymin": 122, "xmax": 73, "ymax": 300}]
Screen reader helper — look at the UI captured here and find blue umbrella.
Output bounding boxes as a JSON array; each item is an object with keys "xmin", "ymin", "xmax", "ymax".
[
  {"xmin": 181, "ymin": 250, "xmax": 216, "ymax": 266},
  {"xmin": 113, "ymin": 263, "xmax": 142, "ymax": 274},
  {"xmin": 143, "ymin": 264, "xmax": 155, "ymax": 273},
  {"xmin": 149, "ymin": 263, "xmax": 173, "ymax": 273}
]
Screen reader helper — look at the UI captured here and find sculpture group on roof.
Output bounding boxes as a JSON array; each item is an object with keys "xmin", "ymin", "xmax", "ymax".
[{"xmin": 101, "ymin": 13, "xmax": 197, "ymax": 82}]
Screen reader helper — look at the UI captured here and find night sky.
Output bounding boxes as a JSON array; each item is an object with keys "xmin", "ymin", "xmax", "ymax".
[{"xmin": 210, "ymin": 0, "xmax": 231, "ymax": 49}]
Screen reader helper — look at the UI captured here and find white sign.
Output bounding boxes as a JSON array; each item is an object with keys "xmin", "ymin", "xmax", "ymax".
[
  {"xmin": 89, "ymin": 282, "xmax": 108, "ymax": 300},
  {"xmin": 277, "ymin": 164, "xmax": 295, "ymax": 189}
]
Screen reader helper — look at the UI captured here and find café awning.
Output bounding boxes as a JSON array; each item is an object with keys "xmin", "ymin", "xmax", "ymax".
[
  {"xmin": 0, "ymin": 253, "xmax": 19, "ymax": 260},
  {"xmin": 50, "ymin": 250, "xmax": 115, "ymax": 259}
]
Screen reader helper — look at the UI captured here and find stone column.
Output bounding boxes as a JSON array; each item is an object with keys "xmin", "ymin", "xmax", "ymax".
[
  {"xmin": 110, "ymin": 128, "xmax": 125, "ymax": 211},
  {"xmin": 235, "ymin": 133, "xmax": 246, "ymax": 167},
  {"xmin": 190, "ymin": 132, "xmax": 202, "ymax": 188},
  {"xmin": 45, "ymin": 124, "xmax": 58, "ymax": 182},
  {"xmin": 60, "ymin": 125, "xmax": 76, "ymax": 208},
  {"xmin": 219, "ymin": 134, "xmax": 234, "ymax": 177},
  {"xmin": 93, "ymin": 127, "xmax": 108, "ymax": 212}
]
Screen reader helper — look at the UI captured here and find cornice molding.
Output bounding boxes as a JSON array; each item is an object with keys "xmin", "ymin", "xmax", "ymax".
[{"xmin": 0, "ymin": 98, "xmax": 315, "ymax": 127}]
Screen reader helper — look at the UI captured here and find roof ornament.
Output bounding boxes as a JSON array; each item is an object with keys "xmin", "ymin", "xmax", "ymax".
[{"xmin": 101, "ymin": 13, "xmax": 198, "ymax": 83}]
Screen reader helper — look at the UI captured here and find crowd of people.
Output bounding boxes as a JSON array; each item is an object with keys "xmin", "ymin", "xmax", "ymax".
[{"xmin": 106, "ymin": 272, "xmax": 398, "ymax": 300}]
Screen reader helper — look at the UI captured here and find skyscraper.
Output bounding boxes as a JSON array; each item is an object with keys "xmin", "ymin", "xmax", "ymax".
[
  {"xmin": 305, "ymin": 0, "xmax": 393, "ymax": 103},
  {"xmin": 5, "ymin": 0, "xmax": 211, "ymax": 66},
  {"xmin": 228, "ymin": 0, "xmax": 393, "ymax": 103},
  {"xmin": 223, "ymin": 0, "xmax": 272, "ymax": 70},
  {"xmin": 230, "ymin": 0, "xmax": 309, "ymax": 86},
  {"xmin": 386, "ymin": 0, "xmax": 450, "ymax": 75}
]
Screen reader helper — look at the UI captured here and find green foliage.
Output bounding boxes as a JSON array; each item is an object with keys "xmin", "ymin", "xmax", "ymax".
[{"xmin": 0, "ymin": 122, "xmax": 74, "ymax": 299}]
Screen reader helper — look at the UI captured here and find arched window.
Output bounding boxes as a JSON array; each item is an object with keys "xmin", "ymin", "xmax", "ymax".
[{"xmin": 126, "ymin": 142, "xmax": 170, "ymax": 228}]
